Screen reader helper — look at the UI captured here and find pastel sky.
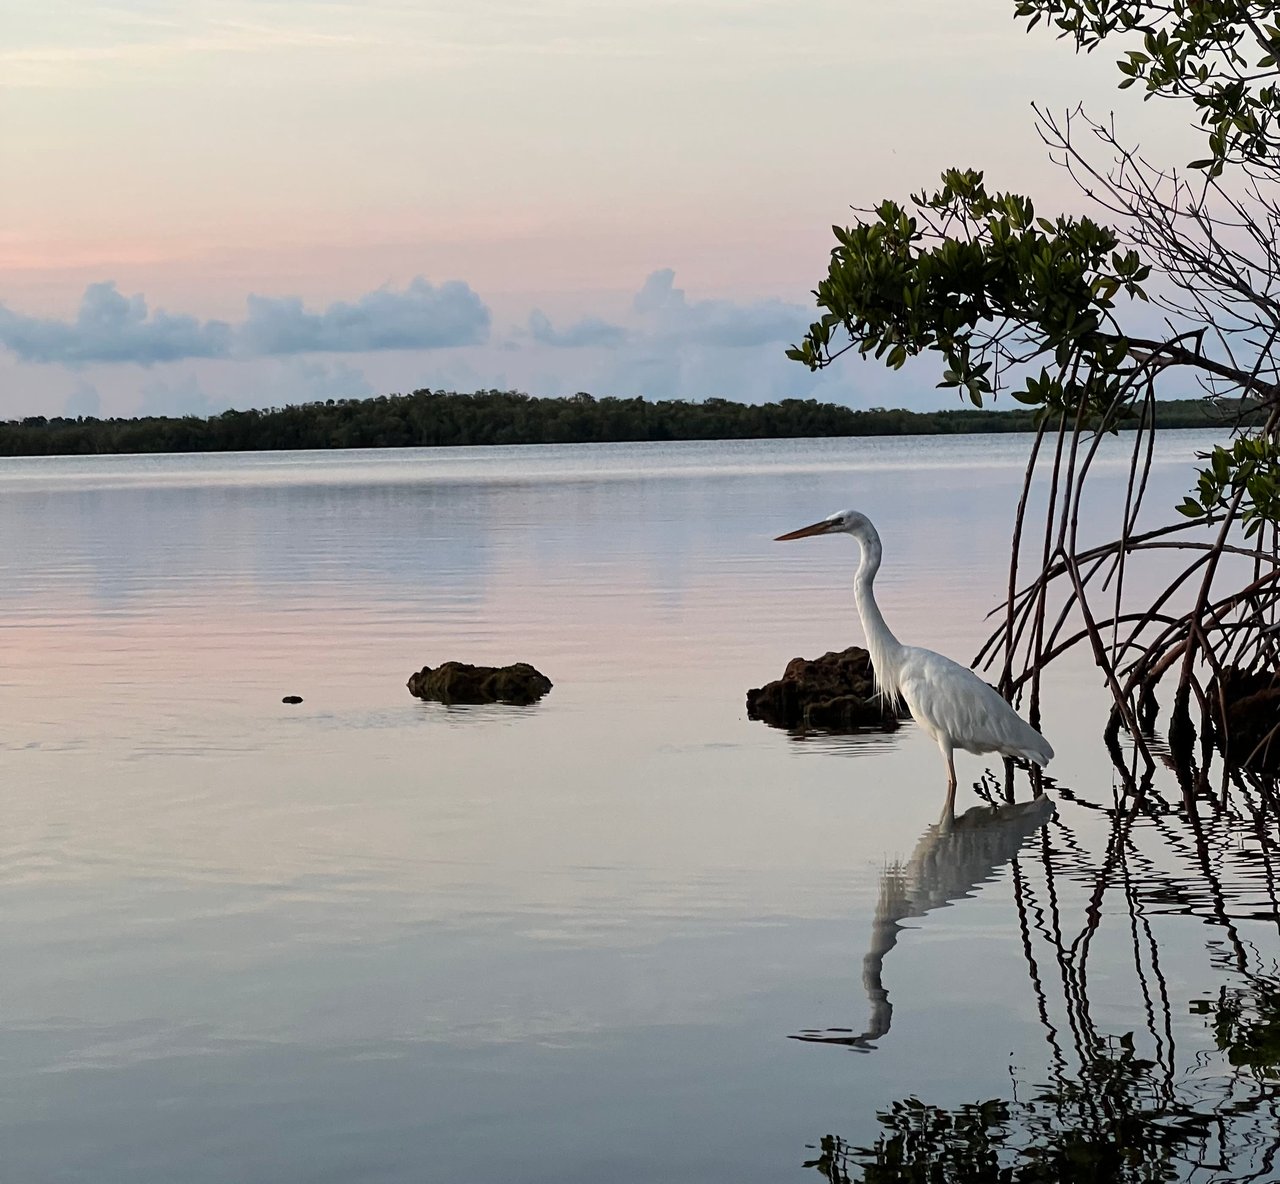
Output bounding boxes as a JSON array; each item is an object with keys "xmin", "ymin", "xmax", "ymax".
[{"xmin": 3, "ymin": 0, "xmax": 1198, "ymax": 418}]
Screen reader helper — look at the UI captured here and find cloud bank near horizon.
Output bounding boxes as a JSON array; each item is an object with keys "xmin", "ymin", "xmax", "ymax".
[
  {"xmin": 0, "ymin": 270, "xmax": 808, "ymax": 371},
  {"xmin": 240, "ymin": 279, "xmax": 490, "ymax": 356},
  {"xmin": 0, "ymin": 282, "xmax": 232, "ymax": 365},
  {"xmin": 524, "ymin": 269, "xmax": 810, "ymax": 356},
  {"xmin": 0, "ymin": 278, "xmax": 491, "ymax": 366},
  {"xmin": 0, "ymin": 269, "xmax": 900, "ymax": 418},
  {"xmin": 632, "ymin": 268, "xmax": 806, "ymax": 348},
  {"xmin": 527, "ymin": 309, "xmax": 628, "ymax": 349}
]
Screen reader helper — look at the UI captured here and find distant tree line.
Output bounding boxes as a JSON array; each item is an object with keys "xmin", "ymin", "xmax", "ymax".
[{"xmin": 0, "ymin": 388, "xmax": 1256, "ymax": 457}]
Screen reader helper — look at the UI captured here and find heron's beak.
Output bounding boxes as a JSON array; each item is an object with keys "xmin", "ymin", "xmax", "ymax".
[{"xmin": 775, "ymin": 519, "xmax": 836, "ymax": 541}]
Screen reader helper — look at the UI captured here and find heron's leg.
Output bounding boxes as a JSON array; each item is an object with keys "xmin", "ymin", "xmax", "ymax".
[{"xmin": 941, "ymin": 740, "xmax": 957, "ymax": 818}]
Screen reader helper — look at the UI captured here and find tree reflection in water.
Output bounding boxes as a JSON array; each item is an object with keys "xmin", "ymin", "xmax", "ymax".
[{"xmin": 799, "ymin": 760, "xmax": 1280, "ymax": 1182}]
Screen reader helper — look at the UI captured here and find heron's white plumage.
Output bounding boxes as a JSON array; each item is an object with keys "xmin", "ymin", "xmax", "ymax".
[
  {"xmin": 775, "ymin": 508, "xmax": 1053, "ymax": 791},
  {"xmin": 896, "ymin": 647, "xmax": 1053, "ymax": 766}
]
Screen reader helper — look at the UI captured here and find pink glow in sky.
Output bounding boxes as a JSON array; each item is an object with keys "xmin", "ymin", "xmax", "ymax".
[{"xmin": 2, "ymin": 0, "xmax": 1198, "ymax": 418}]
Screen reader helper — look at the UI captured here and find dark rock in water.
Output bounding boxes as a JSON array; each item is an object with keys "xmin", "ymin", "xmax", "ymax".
[
  {"xmin": 407, "ymin": 661, "xmax": 553, "ymax": 706},
  {"xmin": 747, "ymin": 646, "xmax": 904, "ymax": 732},
  {"xmin": 282, "ymin": 695, "xmax": 303, "ymax": 704},
  {"xmin": 1212, "ymin": 666, "xmax": 1280, "ymax": 771}
]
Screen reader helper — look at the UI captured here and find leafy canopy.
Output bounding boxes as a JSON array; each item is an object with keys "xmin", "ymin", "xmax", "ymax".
[
  {"xmin": 1016, "ymin": 0, "xmax": 1280, "ymax": 173},
  {"xmin": 787, "ymin": 168, "xmax": 1149, "ymax": 411}
]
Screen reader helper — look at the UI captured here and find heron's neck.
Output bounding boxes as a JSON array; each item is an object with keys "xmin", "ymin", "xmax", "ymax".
[{"xmin": 853, "ymin": 530, "xmax": 904, "ymax": 699}]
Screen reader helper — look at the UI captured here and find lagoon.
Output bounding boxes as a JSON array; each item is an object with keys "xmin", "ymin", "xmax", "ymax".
[{"xmin": 3, "ymin": 434, "xmax": 1276, "ymax": 1182}]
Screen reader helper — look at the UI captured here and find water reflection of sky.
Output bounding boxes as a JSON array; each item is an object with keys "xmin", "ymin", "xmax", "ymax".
[{"xmin": 4, "ymin": 433, "xmax": 1276, "ymax": 1183}]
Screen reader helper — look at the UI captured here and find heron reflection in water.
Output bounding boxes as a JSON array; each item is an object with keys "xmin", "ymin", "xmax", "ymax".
[{"xmin": 793, "ymin": 788, "xmax": 1055, "ymax": 1051}]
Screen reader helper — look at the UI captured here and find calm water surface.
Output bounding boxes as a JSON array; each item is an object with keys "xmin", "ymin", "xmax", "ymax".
[{"xmin": 3, "ymin": 434, "xmax": 1277, "ymax": 1182}]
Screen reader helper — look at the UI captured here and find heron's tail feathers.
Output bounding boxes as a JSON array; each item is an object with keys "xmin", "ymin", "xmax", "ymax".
[{"xmin": 1012, "ymin": 733, "xmax": 1054, "ymax": 768}]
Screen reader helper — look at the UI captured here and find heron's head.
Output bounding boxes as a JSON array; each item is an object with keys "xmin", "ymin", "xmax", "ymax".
[{"xmin": 775, "ymin": 508, "xmax": 874, "ymax": 543}]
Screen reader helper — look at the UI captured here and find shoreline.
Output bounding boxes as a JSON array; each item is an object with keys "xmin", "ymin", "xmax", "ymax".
[{"xmin": 1, "ymin": 388, "xmax": 1256, "ymax": 458}]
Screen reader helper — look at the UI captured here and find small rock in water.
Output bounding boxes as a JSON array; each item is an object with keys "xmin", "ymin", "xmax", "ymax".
[
  {"xmin": 746, "ymin": 646, "xmax": 904, "ymax": 732},
  {"xmin": 282, "ymin": 695, "xmax": 304, "ymax": 705},
  {"xmin": 407, "ymin": 660, "xmax": 553, "ymax": 705}
]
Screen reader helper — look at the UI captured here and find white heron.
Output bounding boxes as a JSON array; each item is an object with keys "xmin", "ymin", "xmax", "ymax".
[{"xmin": 776, "ymin": 509, "xmax": 1053, "ymax": 809}]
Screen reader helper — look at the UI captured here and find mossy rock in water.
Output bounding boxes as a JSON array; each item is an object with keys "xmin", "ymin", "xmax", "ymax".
[
  {"xmin": 407, "ymin": 661, "xmax": 553, "ymax": 706},
  {"xmin": 747, "ymin": 646, "xmax": 903, "ymax": 732}
]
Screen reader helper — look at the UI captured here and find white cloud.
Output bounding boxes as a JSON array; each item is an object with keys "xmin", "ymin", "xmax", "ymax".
[
  {"xmin": 632, "ymin": 268, "xmax": 808, "ymax": 347},
  {"xmin": 632, "ymin": 269, "xmax": 679, "ymax": 316},
  {"xmin": 0, "ymin": 278, "xmax": 491, "ymax": 368},
  {"xmin": 0, "ymin": 283, "xmax": 231, "ymax": 366},
  {"xmin": 528, "ymin": 309, "xmax": 628, "ymax": 348},
  {"xmin": 238, "ymin": 278, "xmax": 490, "ymax": 356},
  {"xmin": 513, "ymin": 269, "xmax": 823, "ymax": 402}
]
